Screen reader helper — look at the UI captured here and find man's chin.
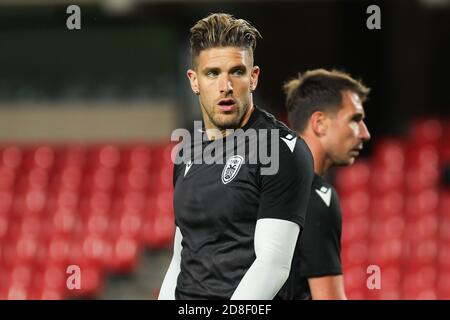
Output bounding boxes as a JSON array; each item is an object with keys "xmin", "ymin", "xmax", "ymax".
[
  {"xmin": 335, "ymin": 157, "xmax": 355, "ymax": 167},
  {"xmin": 212, "ymin": 115, "xmax": 241, "ymax": 130}
]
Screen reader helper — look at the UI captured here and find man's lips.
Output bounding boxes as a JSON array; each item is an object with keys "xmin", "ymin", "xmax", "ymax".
[
  {"xmin": 351, "ymin": 147, "xmax": 363, "ymax": 155},
  {"xmin": 217, "ymin": 98, "xmax": 236, "ymax": 112}
]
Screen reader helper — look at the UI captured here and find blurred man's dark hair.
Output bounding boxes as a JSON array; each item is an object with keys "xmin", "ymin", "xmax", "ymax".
[{"xmin": 284, "ymin": 69, "xmax": 370, "ymax": 132}]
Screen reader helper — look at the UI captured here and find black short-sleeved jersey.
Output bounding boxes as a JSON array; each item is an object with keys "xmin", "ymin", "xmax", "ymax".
[
  {"xmin": 172, "ymin": 106, "xmax": 314, "ymax": 300},
  {"xmin": 276, "ymin": 174, "xmax": 343, "ymax": 300}
]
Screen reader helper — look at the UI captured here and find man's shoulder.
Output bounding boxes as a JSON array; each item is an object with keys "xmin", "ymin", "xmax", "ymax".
[
  {"xmin": 310, "ymin": 175, "xmax": 341, "ymax": 215},
  {"xmin": 251, "ymin": 106, "xmax": 296, "ymax": 135},
  {"xmin": 250, "ymin": 108, "xmax": 309, "ymax": 154}
]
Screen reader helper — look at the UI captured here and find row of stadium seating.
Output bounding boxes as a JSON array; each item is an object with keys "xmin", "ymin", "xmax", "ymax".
[
  {"xmin": 0, "ymin": 117, "xmax": 448, "ymax": 299},
  {"xmin": 0, "ymin": 143, "xmax": 175, "ymax": 299}
]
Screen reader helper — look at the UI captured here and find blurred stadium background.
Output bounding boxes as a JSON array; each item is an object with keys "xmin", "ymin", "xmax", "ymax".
[{"xmin": 0, "ymin": 0, "xmax": 449, "ymax": 299}]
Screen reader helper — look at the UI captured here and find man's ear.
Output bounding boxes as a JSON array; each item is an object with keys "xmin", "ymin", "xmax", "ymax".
[
  {"xmin": 250, "ymin": 66, "xmax": 260, "ymax": 91},
  {"xmin": 310, "ymin": 111, "xmax": 328, "ymax": 137},
  {"xmin": 187, "ymin": 69, "xmax": 199, "ymax": 94}
]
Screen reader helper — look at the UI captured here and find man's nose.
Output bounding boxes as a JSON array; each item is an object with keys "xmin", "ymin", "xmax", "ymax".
[
  {"xmin": 219, "ymin": 75, "xmax": 233, "ymax": 94},
  {"xmin": 359, "ymin": 121, "xmax": 371, "ymax": 141}
]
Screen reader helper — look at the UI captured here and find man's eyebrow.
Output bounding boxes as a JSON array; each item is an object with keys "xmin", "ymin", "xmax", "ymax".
[
  {"xmin": 202, "ymin": 66, "xmax": 220, "ymax": 73},
  {"xmin": 229, "ymin": 65, "xmax": 247, "ymax": 72}
]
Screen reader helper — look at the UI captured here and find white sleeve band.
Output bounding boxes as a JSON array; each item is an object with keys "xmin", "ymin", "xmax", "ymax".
[
  {"xmin": 230, "ymin": 218, "xmax": 300, "ymax": 300},
  {"xmin": 158, "ymin": 226, "xmax": 183, "ymax": 300}
]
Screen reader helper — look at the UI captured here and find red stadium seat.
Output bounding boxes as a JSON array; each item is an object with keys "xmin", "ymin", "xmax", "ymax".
[
  {"xmin": 437, "ymin": 243, "xmax": 450, "ymax": 269},
  {"xmin": 31, "ymin": 262, "xmax": 74, "ymax": 299},
  {"xmin": 439, "ymin": 192, "xmax": 450, "ymax": 218},
  {"xmin": 404, "ymin": 189, "xmax": 440, "ymax": 218},
  {"xmin": 50, "ymin": 208, "xmax": 77, "ymax": 236},
  {"xmin": 85, "ymin": 213, "xmax": 109, "ymax": 237},
  {"xmin": 3, "ymin": 284, "xmax": 29, "ymax": 300},
  {"xmin": 52, "ymin": 190, "xmax": 80, "ymax": 212},
  {"xmin": 368, "ymin": 238, "xmax": 403, "ymax": 265},
  {"xmin": 1, "ymin": 145, "xmax": 23, "ymax": 169},
  {"xmin": 372, "ymin": 139, "xmax": 405, "ymax": 171},
  {"xmin": 54, "ymin": 145, "xmax": 86, "ymax": 171},
  {"xmin": 86, "ymin": 145, "xmax": 121, "ymax": 170},
  {"xmin": 403, "ymin": 214, "xmax": 439, "ymax": 242},
  {"xmin": 120, "ymin": 191, "xmax": 147, "ymax": 215},
  {"xmin": 371, "ymin": 167, "xmax": 404, "ymax": 195},
  {"xmin": 22, "ymin": 145, "xmax": 55, "ymax": 171},
  {"xmin": 342, "ymin": 241, "xmax": 368, "ymax": 268},
  {"xmin": 1, "ymin": 235, "xmax": 40, "ymax": 267},
  {"xmin": 0, "ymin": 214, "xmax": 9, "ymax": 240},
  {"xmin": 44, "ymin": 235, "xmax": 72, "ymax": 266},
  {"xmin": 370, "ymin": 192, "xmax": 404, "ymax": 218},
  {"xmin": 436, "ymin": 271, "xmax": 450, "ymax": 299},
  {"xmin": 0, "ymin": 191, "xmax": 14, "ymax": 215},
  {"xmin": 340, "ymin": 190, "xmax": 371, "ymax": 219},
  {"xmin": 0, "ymin": 167, "xmax": 16, "ymax": 192},
  {"xmin": 334, "ymin": 160, "xmax": 371, "ymax": 193},
  {"xmin": 29, "ymin": 287, "xmax": 64, "ymax": 300},
  {"xmin": 342, "ymin": 216, "xmax": 370, "ymax": 245},
  {"xmin": 8, "ymin": 264, "xmax": 34, "ymax": 289},
  {"xmin": 82, "ymin": 168, "xmax": 116, "ymax": 194},
  {"xmin": 105, "ymin": 236, "xmax": 140, "ymax": 274},
  {"xmin": 439, "ymin": 217, "xmax": 450, "ymax": 244},
  {"xmin": 369, "ymin": 214, "xmax": 405, "ymax": 241},
  {"xmin": 53, "ymin": 167, "xmax": 83, "ymax": 192},
  {"xmin": 409, "ymin": 118, "xmax": 443, "ymax": 146},
  {"xmin": 402, "ymin": 266, "xmax": 437, "ymax": 299},
  {"xmin": 402, "ymin": 238, "xmax": 438, "ymax": 267},
  {"xmin": 121, "ymin": 145, "xmax": 153, "ymax": 170}
]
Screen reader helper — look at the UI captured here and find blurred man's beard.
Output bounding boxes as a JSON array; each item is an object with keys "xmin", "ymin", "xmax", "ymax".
[
  {"xmin": 212, "ymin": 114, "xmax": 242, "ymax": 130},
  {"xmin": 335, "ymin": 157, "xmax": 355, "ymax": 167},
  {"xmin": 207, "ymin": 105, "xmax": 246, "ymax": 131}
]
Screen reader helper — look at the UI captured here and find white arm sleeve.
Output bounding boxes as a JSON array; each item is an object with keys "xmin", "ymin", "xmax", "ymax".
[
  {"xmin": 158, "ymin": 226, "xmax": 183, "ymax": 300},
  {"xmin": 230, "ymin": 218, "xmax": 300, "ymax": 300}
]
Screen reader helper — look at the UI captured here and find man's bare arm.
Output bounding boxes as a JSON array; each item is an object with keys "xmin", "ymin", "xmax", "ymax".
[{"xmin": 308, "ymin": 275, "xmax": 347, "ymax": 300}]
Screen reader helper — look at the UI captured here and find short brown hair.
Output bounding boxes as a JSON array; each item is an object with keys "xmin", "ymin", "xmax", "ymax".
[
  {"xmin": 189, "ymin": 13, "xmax": 262, "ymax": 67},
  {"xmin": 284, "ymin": 69, "xmax": 370, "ymax": 132}
]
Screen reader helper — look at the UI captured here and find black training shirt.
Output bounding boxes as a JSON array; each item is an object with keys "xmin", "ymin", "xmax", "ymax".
[
  {"xmin": 172, "ymin": 107, "xmax": 314, "ymax": 300},
  {"xmin": 276, "ymin": 174, "xmax": 343, "ymax": 300}
]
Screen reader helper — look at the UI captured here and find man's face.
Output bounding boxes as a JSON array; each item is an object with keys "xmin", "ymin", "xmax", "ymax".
[
  {"xmin": 323, "ymin": 90, "xmax": 371, "ymax": 166},
  {"xmin": 187, "ymin": 47, "xmax": 260, "ymax": 131}
]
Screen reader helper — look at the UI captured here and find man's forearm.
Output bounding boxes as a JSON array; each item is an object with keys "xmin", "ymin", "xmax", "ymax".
[
  {"xmin": 231, "ymin": 256, "xmax": 291, "ymax": 299},
  {"xmin": 231, "ymin": 218, "xmax": 300, "ymax": 300},
  {"xmin": 158, "ymin": 227, "xmax": 182, "ymax": 300}
]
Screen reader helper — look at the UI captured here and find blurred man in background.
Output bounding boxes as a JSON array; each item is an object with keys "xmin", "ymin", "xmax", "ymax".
[
  {"xmin": 277, "ymin": 69, "xmax": 371, "ymax": 300},
  {"xmin": 158, "ymin": 13, "xmax": 314, "ymax": 300}
]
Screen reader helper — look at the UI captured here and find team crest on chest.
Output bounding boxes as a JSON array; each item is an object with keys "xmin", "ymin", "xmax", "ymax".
[{"xmin": 222, "ymin": 155, "xmax": 244, "ymax": 184}]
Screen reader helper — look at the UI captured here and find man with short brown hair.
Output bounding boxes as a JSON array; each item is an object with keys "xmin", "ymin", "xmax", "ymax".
[
  {"xmin": 277, "ymin": 69, "xmax": 371, "ymax": 300},
  {"xmin": 158, "ymin": 13, "xmax": 314, "ymax": 300}
]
